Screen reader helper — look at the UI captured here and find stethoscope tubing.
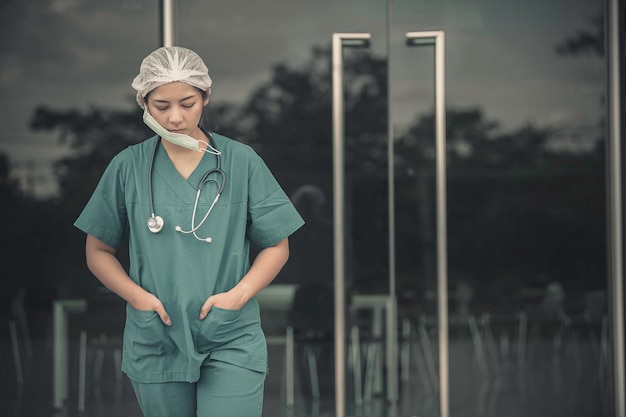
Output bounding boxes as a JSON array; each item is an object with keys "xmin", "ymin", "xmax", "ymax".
[{"xmin": 148, "ymin": 130, "xmax": 226, "ymax": 241}]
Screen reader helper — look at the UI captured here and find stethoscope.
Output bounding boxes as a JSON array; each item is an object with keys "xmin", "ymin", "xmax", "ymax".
[{"xmin": 147, "ymin": 131, "xmax": 226, "ymax": 243}]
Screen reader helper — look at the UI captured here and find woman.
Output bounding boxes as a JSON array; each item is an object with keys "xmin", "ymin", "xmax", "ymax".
[{"xmin": 74, "ymin": 46, "xmax": 304, "ymax": 417}]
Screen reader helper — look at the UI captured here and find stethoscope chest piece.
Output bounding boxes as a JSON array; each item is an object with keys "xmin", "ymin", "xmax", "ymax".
[{"xmin": 147, "ymin": 215, "xmax": 164, "ymax": 233}]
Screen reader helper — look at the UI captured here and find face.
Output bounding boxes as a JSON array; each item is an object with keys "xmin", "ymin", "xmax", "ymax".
[{"xmin": 145, "ymin": 82, "xmax": 209, "ymax": 142}]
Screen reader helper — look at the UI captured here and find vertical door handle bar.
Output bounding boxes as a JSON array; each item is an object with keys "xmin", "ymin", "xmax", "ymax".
[
  {"xmin": 406, "ymin": 30, "xmax": 449, "ymax": 417},
  {"xmin": 159, "ymin": 0, "xmax": 176, "ymax": 47},
  {"xmin": 607, "ymin": 1, "xmax": 625, "ymax": 416},
  {"xmin": 332, "ymin": 32, "xmax": 371, "ymax": 417}
]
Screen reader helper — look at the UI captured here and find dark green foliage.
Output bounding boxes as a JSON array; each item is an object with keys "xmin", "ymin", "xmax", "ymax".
[{"xmin": 3, "ymin": 36, "xmax": 606, "ymax": 310}]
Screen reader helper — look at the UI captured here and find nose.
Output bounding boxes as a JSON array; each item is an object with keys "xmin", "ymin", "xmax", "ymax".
[{"xmin": 169, "ymin": 106, "xmax": 183, "ymax": 125}]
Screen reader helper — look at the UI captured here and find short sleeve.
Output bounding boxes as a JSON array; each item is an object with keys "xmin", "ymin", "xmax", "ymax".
[
  {"xmin": 74, "ymin": 154, "xmax": 128, "ymax": 248},
  {"xmin": 246, "ymin": 156, "xmax": 304, "ymax": 248}
]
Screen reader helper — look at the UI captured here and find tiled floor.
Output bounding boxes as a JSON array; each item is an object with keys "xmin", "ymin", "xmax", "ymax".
[{"xmin": 1, "ymin": 313, "xmax": 610, "ymax": 417}]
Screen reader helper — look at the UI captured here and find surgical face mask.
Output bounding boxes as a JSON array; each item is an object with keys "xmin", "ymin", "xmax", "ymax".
[{"xmin": 142, "ymin": 109, "xmax": 220, "ymax": 155}]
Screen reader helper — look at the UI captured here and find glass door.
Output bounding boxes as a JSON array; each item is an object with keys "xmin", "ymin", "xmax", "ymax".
[
  {"xmin": 178, "ymin": 1, "xmax": 610, "ymax": 416},
  {"xmin": 389, "ymin": 1, "xmax": 609, "ymax": 417}
]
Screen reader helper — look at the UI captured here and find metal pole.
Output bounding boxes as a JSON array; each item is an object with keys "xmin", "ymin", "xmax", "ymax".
[
  {"xmin": 406, "ymin": 31, "xmax": 449, "ymax": 417},
  {"xmin": 160, "ymin": 0, "xmax": 176, "ymax": 47},
  {"xmin": 606, "ymin": 1, "xmax": 625, "ymax": 416},
  {"xmin": 386, "ymin": 0, "xmax": 400, "ymax": 403},
  {"xmin": 52, "ymin": 299, "xmax": 87, "ymax": 410},
  {"xmin": 332, "ymin": 32, "xmax": 371, "ymax": 417}
]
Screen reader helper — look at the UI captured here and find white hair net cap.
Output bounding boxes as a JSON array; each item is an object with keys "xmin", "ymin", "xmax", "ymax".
[{"xmin": 131, "ymin": 46, "xmax": 212, "ymax": 109}]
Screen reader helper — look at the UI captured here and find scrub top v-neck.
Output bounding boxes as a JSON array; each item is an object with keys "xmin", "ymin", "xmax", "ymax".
[{"xmin": 74, "ymin": 134, "xmax": 305, "ymax": 383}]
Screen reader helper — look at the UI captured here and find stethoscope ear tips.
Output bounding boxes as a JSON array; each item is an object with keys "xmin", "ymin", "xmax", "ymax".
[
  {"xmin": 147, "ymin": 215, "xmax": 164, "ymax": 233},
  {"xmin": 150, "ymin": 219, "xmax": 213, "ymax": 243},
  {"xmin": 174, "ymin": 225, "xmax": 212, "ymax": 243}
]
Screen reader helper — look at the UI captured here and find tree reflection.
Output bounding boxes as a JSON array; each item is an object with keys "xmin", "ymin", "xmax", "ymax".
[
  {"xmin": 395, "ymin": 107, "xmax": 604, "ymax": 311},
  {"xmin": 0, "ymin": 152, "xmax": 61, "ymax": 298},
  {"xmin": 15, "ymin": 41, "xmax": 605, "ymax": 311}
]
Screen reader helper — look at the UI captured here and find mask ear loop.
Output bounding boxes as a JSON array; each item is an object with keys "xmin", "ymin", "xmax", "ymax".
[
  {"xmin": 198, "ymin": 108, "xmax": 220, "ymax": 156},
  {"xmin": 198, "ymin": 140, "xmax": 221, "ymax": 155}
]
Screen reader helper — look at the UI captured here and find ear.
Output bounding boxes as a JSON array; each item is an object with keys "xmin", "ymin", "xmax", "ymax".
[{"xmin": 203, "ymin": 88, "xmax": 211, "ymax": 106}]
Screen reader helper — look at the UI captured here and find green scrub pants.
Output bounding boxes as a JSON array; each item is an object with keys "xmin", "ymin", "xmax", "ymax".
[{"xmin": 130, "ymin": 359, "xmax": 266, "ymax": 417}]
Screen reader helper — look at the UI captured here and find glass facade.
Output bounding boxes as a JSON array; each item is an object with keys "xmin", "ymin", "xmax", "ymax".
[
  {"xmin": 178, "ymin": 1, "xmax": 609, "ymax": 415},
  {"xmin": 0, "ymin": 0, "xmax": 620, "ymax": 416}
]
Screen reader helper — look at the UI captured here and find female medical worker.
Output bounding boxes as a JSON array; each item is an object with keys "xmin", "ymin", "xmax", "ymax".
[{"xmin": 74, "ymin": 46, "xmax": 305, "ymax": 417}]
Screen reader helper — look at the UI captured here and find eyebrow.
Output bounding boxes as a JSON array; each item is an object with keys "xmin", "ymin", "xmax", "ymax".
[{"xmin": 153, "ymin": 94, "xmax": 197, "ymax": 104}]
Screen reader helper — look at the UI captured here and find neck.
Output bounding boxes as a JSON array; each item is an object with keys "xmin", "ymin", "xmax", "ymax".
[{"xmin": 160, "ymin": 138, "xmax": 205, "ymax": 180}]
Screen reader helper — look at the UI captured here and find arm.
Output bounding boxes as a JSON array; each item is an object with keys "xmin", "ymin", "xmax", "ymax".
[
  {"xmin": 85, "ymin": 234, "xmax": 172, "ymax": 325},
  {"xmin": 199, "ymin": 237, "xmax": 290, "ymax": 319}
]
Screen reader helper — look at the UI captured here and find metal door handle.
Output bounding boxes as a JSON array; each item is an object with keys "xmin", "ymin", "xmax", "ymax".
[
  {"xmin": 406, "ymin": 30, "xmax": 449, "ymax": 417},
  {"xmin": 332, "ymin": 32, "xmax": 371, "ymax": 417}
]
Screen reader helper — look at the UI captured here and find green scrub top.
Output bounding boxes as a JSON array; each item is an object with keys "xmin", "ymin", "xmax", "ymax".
[{"xmin": 74, "ymin": 133, "xmax": 305, "ymax": 383}]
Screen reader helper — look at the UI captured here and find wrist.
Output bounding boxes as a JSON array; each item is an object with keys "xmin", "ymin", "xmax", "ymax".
[
  {"xmin": 126, "ymin": 286, "xmax": 148, "ymax": 308},
  {"xmin": 233, "ymin": 282, "xmax": 253, "ymax": 305}
]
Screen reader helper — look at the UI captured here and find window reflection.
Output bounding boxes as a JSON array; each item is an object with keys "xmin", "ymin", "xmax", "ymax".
[{"xmin": 0, "ymin": 0, "xmax": 612, "ymax": 416}]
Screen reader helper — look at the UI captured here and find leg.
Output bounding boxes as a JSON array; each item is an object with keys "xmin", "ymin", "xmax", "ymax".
[
  {"xmin": 130, "ymin": 379, "xmax": 196, "ymax": 417},
  {"xmin": 196, "ymin": 359, "xmax": 266, "ymax": 417}
]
